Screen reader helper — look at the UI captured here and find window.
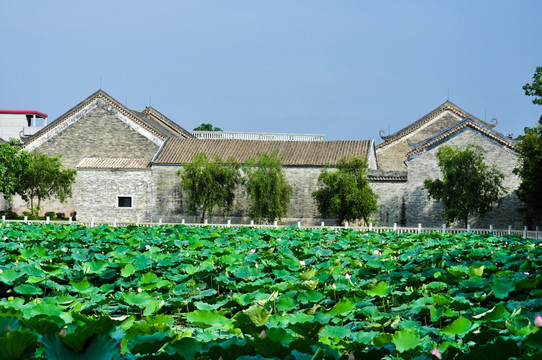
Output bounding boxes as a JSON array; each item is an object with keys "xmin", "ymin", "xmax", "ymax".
[{"xmin": 117, "ymin": 196, "xmax": 133, "ymax": 208}]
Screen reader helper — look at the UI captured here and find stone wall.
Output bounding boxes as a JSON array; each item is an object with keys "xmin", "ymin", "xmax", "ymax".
[
  {"xmin": 76, "ymin": 169, "xmax": 155, "ymax": 222},
  {"xmin": 151, "ymin": 165, "xmax": 327, "ymax": 225},
  {"xmin": 405, "ymin": 127, "xmax": 523, "ymax": 228},
  {"xmin": 370, "ymin": 179, "xmax": 408, "ymax": 227},
  {"xmin": 12, "ymin": 99, "xmax": 161, "ymax": 216}
]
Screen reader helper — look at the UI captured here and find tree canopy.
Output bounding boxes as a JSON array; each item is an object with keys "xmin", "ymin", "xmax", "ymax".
[
  {"xmin": 514, "ymin": 66, "xmax": 542, "ymax": 221},
  {"xmin": 20, "ymin": 152, "xmax": 77, "ymax": 216},
  {"xmin": 177, "ymin": 153, "xmax": 242, "ymax": 222},
  {"xmin": 193, "ymin": 123, "xmax": 223, "ymax": 131},
  {"xmin": 424, "ymin": 144, "xmax": 507, "ymax": 228},
  {"xmin": 0, "ymin": 139, "xmax": 29, "ymax": 201},
  {"xmin": 245, "ymin": 150, "xmax": 293, "ymax": 224},
  {"xmin": 312, "ymin": 156, "xmax": 378, "ymax": 225}
]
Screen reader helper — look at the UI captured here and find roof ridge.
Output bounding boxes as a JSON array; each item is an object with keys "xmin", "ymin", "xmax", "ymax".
[
  {"xmin": 376, "ymin": 100, "xmax": 494, "ymax": 149},
  {"xmin": 405, "ymin": 118, "xmax": 515, "ymax": 159}
]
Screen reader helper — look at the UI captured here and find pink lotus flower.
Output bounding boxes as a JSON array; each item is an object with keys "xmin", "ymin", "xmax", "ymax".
[
  {"xmin": 255, "ymin": 263, "xmax": 259, "ymax": 269},
  {"xmin": 137, "ymin": 287, "xmax": 143, "ymax": 293},
  {"xmin": 345, "ymin": 273, "xmax": 351, "ymax": 280},
  {"xmin": 250, "ymin": 249, "xmax": 256, "ymax": 253},
  {"xmin": 0, "ymin": 269, "xmax": 3, "ymax": 274},
  {"xmin": 432, "ymin": 347, "xmax": 442, "ymax": 359},
  {"xmin": 358, "ymin": 262, "xmax": 362, "ymax": 267},
  {"xmin": 299, "ymin": 260, "xmax": 306, "ymax": 266},
  {"xmin": 535, "ymin": 314, "xmax": 542, "ymax": 327},
  {"xmin": 332, "ymin": 283, "xmax": 336, "ymax": 290},
  {"xmin": 145, "ymin": 245, "xmax": 151, "ymax": 250}
]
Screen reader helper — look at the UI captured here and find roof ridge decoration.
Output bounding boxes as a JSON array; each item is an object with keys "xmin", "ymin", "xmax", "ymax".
[
  {"xmin": 142, "ymin": 106, "xmax": 194, "ymax": 138},
  {"xmin": 24, "ymin": 90, "xmax": 177, "ymax": 148},
  {"xmin": 405, "ymin": 118, "xmax": 516, "ymax": 159},
  {"xmin": 376, "ymin": 100, "xmax": 496, "ymax": 149}
]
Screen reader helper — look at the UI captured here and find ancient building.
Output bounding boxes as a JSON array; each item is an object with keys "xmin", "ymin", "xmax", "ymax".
[{"xmin": 0, "ymin": 90, "xmax": 524, "ymax": 228}]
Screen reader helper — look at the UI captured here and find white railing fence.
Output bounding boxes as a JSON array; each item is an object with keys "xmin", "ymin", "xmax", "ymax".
[
  {"xmin": 190, "ymin": 130, "xmax": 325, "ymax": 142},
  {"xmin": 1, "ymin": 216, "xmax": 540, "ymax": 240}
]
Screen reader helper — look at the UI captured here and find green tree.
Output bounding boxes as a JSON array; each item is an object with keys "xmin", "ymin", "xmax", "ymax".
[
  {"xmin": 245, "ymin": 150, "xmax": 293, "ymax": 223},
  {"xmin": 193, "ymin": 123, "xmax": 223, "ymax": 131},
  {"xmin": 20, "ymin": 152, "xmax": 77, "ymax": 216},
  {"xmin": 312, "ymin": 156, "xmax": 378, "ymax": 225},
  {"xmin": 0, "ymin": 139, "xmax": 29, "ymax": 201},
  {"xmin": 423, "ymin": 144, "xmax": 507, "ymax": 228},
  {"xmin": 177, "ymin": 153, "xmax": 242, "ymax": 222},
  {"xmin": 514, "ymin": 66, "xmax": 542, "ymax": 221}
]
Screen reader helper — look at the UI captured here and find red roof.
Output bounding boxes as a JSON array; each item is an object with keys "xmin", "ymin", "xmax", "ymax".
[{"xmin": 0, "ymin": 110, "xmax": 48, "ymax": 118}]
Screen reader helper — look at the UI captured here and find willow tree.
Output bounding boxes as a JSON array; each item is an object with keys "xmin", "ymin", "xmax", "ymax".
[
  {"xmin": 245, "ymin": 150, "xmax": 293, "ymax": 223},
  {"xmin": 177, "ymin": 153, "xmax": 242, "ymax": 222}
]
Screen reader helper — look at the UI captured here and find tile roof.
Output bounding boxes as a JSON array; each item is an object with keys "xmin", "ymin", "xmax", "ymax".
[
  {"xmin": 153, "ymin": 138, "xmax": 372, "ymax": 166},
  {"xmin": 406, "ymin": 118, "xmax": 516, "ymax": 159},
  {"xmin": 24, "ymin": 90, "xmax": 192, "ymax": 146},
  {"xmin": 77, "ymin": 158, "xmax": 152, "ymax": 169},
  {"xmin": 376, "ymin": 100, "xmax": 497, "ymax": 149},
  {"xmin": 133, "ymin": 107, "xmax": 193, "ymax": 139}
]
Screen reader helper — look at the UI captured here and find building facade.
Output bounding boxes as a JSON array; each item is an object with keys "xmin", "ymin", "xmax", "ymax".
[{"xmin": 0, "ymin": 90, "xmax": 525, "ymax": 228}]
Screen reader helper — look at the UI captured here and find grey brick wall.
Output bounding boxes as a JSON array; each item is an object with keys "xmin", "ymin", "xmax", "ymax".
[{"xmin": 76, "ymin": 169, "xmax": 155, "ymax": 222}]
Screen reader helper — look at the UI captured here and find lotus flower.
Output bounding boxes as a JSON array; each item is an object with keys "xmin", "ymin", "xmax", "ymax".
[
  {"xmin": 250, "ymin": 249, "xmax": 256, "ymax": 253},
  {"xmin": 432, "ymin": 347, "xmax": 442, "ymax": 359},
  {"xmin": 345, "ymin": 273, "xmax": 351, "ymax": 280},
  {"xmin": 332, "ymin": 283, "xmax": 336, "ymax": 290},
  {"xmin": 255, "ymin": 263, "xmax": 259, "ymax": 268},
  {"xmin": 299, "ymin": 260, "xmax": 306, "ymax": 266},
  {"xmin": 145, "ymin": 244, "xmax": 151, "ymax": 250},
  {"xmin": 137, "ymin": 287, "xmax": 143, "ymax": 293},
  {"xmin": 535, "ymin": 314, "xmax": 542, "ymax": 327},
  {"xmin": 0, "ymin": 269, "xmax": 3, "ymax": 274}
]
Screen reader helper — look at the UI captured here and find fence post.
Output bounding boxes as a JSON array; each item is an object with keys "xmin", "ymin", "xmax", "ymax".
[
  {"xmin": 24, "ymin": 216, "xmax": 28, "ymax": 224},
  {"xmin": 181, "ymin": 219, "xmax": 185, "ymax": 225},
  {"xmin": 489, "ymin": 225, "xmax": 493, "ymax": 232},
  {"xmin": 536, "ymin": 226, "xmax": 539, "ymax": 240},
  {"xmin": 418, "ymin": 223, "xmax": 422, "ymax": 234},
  {"xmin": 393, "ymin": 223, "xmax": 397, "ymax": 231},
  {"xmin": 159, "ymin": 219, "xmax": 162, "ymax": 224},
  {"xmin": 297, "ymin": 221, "xmax": 301, "ymax": 228},
  {"xmin": 345, "ymin": 221, "xmax": 349, "ymax": 229},
  {"xmin": 523, "ymin": 226, "xmax": 528, "ymax": 239},
  {"xmin": 250, "ymin": 220, "xmax": 254, "ymax": 226},
  {"xmin": 369, "ymin": 223, "xmax": 373, "ymax": 231},
  {"xmin": 274, "ymin": 221, "xmax": 278, "ymax": 228},
  {"xmin": 91, "ymin": 218, "xmax": 95, "ymax": 227},
  {"xmin": 69, "ymin": 217, "xmax": 72, "ymax": 224},
  {"xmin": 442, "ymin": 224, "xmax": 446, "ymax": 233},
  {"xmin": 204, "ymin": 219, "xmax": 208, "ymax": 226},
  {"xmin": 227, "ymin": 219, "xmax": 231, "ymax": 227},
  {"xmin": 113, "ymin": 219, "xmax": 117, "ymax": 227},
  {"xmin": 1, "ymin": 215, "xmax": 5, "ymax": 222},
  {"xmin": 467, "ymin": 224, "xmax": 471, "ymax": 232},
  {"xmin": 46, "ymin": 216, "xmax": 50, "ymax": 224},
  {"xmin": 321, "ymin": 221, "xmax": 325, "ymax": 227},
  {"xmin": 508, "ymin": 225, "xmax": 512, "ymax": 235}
]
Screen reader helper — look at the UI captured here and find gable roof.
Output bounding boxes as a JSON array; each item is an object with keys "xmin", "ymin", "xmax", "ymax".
[
  {"xmin": 77, "ymin": 157, "xmax": 152, "ymax": 169},
  {"xmin": 406, "ymin": 118, "xmax": 516, "ymax": 159},
  {"xmin": 24, "ymin": 90, "xmax": 193, "ymax": 147},
  {"xmin": 376, "ymin": 100, "xmax": 497, "ymax": 149},
  {"xmin": 153, "ymin": 138, "xmax": 372, "ymax": 166},
  {"xmin": 133, "ymin": 106, "xmax": 193, "ymax": 139}
]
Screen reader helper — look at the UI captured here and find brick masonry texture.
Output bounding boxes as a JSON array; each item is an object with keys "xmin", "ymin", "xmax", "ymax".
[
  {"xmin": 10, "ymin": 99, "xmax": 160, "ymax": 216},
  {"xmin": 77, "ymin": 169, "xmax": 155, "ymax": 222}
]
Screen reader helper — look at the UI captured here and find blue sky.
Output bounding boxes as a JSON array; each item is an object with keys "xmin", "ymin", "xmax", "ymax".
[{"xmin": 1, "ymin": 1, "xmax": 541, "ymax": 141}]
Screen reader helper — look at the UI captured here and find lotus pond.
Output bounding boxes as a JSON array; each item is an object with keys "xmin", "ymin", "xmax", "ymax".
[{"xmin": 0, "ymin": 223, "xmax": 541, "ymax": 359}]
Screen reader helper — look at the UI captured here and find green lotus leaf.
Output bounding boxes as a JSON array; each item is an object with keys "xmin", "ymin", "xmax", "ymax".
[
  {"xmin": 42, "ymin": 333, "xmax": 119, "ymax": 360},
  {"xmin": 392, "ymin": 329, "xmax": 420, "ymax": 353},
  {"xmin": 319, "ymin": 325, "xmax": 352, "ymax": 338},
  {"xmin": 13, "ymin": 283, "xmax": 43, "ymax": 295},
  {"xmin": 328, "ymin": 298, "xmax": 355, "ymax": 315},
  {"xmin": 491, "ymin": 278, "xmax": 515, "ymax": 299},
  {"xmin": 0, "ymin": 269, "xmax": 22, "ymax": 284},
  {"xmin": 468, "ymin": 265, "xmax": 485, "ymax": 278},
  {"xmin": 441, "ymin": 316, "xmax": 472, "ymax": 337},
  {"xmin": 128, "ymin": 332, "xmax": 172, "ymax": 355},
  {"xmin": 185, "ymin": 310, "xmax": 232, "ymax": 329},
  {"xmin": 123, "ymin": 291, "xmax": 153, "ymax": 308},
  {"xmin": 139, "ymin": 271, "xmax": 159, "ymax": 285},
  {"xmin": 366, "ymin": 281, "xmax": 390, "ymax": 297},
  {"xmin": 447, "ymin": 265, "xmax": 469, "ymax": 277},
  {"xmin": 472, "ymin": 304, "xmax": 509, "ymax": 321},
  {"xmin": 431, "ymin": 293, "xmax": 453, "ymax": 306},
  {"xmin": 297, "ymin": 290, "xmax": 325, "ymax": 304},
  {"xmin": 69, "ymin": 278, "xmax": 95, "ymax": 294},
  {"xmin": 454, "ymin": 337, "xmax": 520, "ymax": 360},
  {"xmin": 0, "ymin": 330, "xmax": 38, "ymax": 360}
]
